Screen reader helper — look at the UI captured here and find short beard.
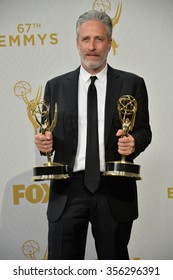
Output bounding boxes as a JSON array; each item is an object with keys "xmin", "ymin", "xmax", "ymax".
[
  {"xmin": 82, "ymin": 59, "xmax": 103, "ymax": 69},
  {"xmin": 80, "ymin": 55, "xmax": 107, "ymax": 70}
]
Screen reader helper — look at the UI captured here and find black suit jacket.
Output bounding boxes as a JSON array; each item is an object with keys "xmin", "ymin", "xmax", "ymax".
[{"xmin": 44, "ymin": 65, "xmax": 152, "ymax": 222}]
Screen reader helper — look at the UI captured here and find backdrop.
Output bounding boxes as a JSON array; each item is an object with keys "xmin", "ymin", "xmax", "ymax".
[{"xmin": 0, "ymin": 0, "xmax": 173, "ymax": 260}]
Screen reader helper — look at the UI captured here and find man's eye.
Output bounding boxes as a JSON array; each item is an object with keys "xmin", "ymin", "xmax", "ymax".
[
  {"xmin": 82, "ymin": 37, "xmax": 89, "ymax": 42},
  {"xmin": 97, "ymin": 37, "xmax": 103, "ymax": 41}
]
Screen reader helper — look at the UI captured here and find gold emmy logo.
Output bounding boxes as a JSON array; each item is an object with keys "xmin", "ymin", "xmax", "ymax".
[
  {"xmin": 168, "ymin": 188, "xmax": 173, "ymax": 199},
  {"xmin": 22, "ymin": 240, "xmax": 48, "ymax": 260},
  {"xmin": 92, "ymin": 0, "xmax": 122, "ymax": 55},
  {"xmin": 14, "ymin": 81, "xmax": 42, "ymax": 134}
]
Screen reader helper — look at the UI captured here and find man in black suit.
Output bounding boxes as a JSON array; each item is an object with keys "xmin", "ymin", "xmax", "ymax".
[{"xmin": 35, "ymin": 10, "xmax": 152, "ymax": 260}]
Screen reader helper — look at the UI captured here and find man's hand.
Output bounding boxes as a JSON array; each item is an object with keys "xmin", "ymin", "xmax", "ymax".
[
  {"xmin": 34, "ymin": 131, "xmax": 53, "ymax": 153},
  {"xmin": 116, "ymin": 129, "xmax": 135, "ymax": 156}
]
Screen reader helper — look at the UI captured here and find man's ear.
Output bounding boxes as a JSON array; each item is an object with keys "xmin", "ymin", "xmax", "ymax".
[{"xmin": 109, "ymin": 39, "xmax": 112, "ymax": 51}]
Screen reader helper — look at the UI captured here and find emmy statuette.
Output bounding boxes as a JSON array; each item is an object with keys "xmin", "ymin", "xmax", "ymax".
[
  {"xmin": 103, "ymin": 95, "xmax": 141, "ymax": 180},
  {"xmin": 14, "ymin": 81, "xmax": 69, "ymax": 181}
]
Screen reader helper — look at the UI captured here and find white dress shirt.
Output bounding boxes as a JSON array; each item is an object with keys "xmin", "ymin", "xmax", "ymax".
[{"xmin": 73, "ymin": 64, "xmax": 107, "ymax": 172}]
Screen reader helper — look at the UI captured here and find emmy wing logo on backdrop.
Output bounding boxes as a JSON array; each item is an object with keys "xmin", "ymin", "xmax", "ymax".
[
  {"xmin": 14, "ymin": 81, "xmax": 69, "ymax": 181},
  {"xmin": 22, "ymin": 240, "xmax": 48, "ymax": 260},
  {"xmin": 168, "ymin": 187, "xmax": 173, "ymax": 199},
  {"xmin": 92, "ymin": 0, "xmax": 122, "ymax": 55}
]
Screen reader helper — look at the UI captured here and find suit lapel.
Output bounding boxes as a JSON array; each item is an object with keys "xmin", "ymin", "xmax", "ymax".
[
  {"xmin": 104, "ymin": 66, "xmax": 123, "ymax": 145},
  {"xmin": 64, "ymin": 66, "xmax": 80, "ymax": 140}
]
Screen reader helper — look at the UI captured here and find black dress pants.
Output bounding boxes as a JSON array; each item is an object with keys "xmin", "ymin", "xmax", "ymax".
[{"xmin": 48, "ymin": 172, "xmax": 133, "ymax": 260}]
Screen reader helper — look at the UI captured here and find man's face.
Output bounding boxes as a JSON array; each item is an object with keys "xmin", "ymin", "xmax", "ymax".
[{"xmin": 77, "ymin": 19, "xmax": 112, "ymax": 74}]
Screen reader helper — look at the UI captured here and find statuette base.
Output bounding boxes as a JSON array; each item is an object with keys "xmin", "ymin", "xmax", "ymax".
[
  {"xmin": 103, "ymin": 161, "xmax": 142, "ymax": 180},
  {"xmin": 32, "ymin": 162, "xmax": 69, "ymax": 181}
]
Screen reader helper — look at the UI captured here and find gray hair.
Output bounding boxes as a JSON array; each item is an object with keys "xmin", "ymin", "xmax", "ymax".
[{"xmin": 76, "ymin": 10, "xmax": 112, "ymax": 40}]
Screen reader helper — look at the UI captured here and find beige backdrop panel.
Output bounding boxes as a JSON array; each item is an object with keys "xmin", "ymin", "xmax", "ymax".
[{"xmin": 0, "ymin": 0, "xmax": 173, "ymax": 260}]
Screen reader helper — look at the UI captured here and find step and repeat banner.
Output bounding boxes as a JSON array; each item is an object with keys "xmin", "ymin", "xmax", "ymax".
[{"xmin": 0, "ymin": 0, "xmax": 173, "ymax": 260}]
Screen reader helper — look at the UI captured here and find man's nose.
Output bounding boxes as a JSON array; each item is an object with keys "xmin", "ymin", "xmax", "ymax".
[{"xmin": 88, "ymin": 39, "xmax": 96, "ymax": 50}]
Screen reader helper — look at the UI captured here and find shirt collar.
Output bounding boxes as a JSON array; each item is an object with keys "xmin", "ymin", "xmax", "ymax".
[{"xmin": 80, "ymin": 64, "xmax": 107, "ymax": 83}]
